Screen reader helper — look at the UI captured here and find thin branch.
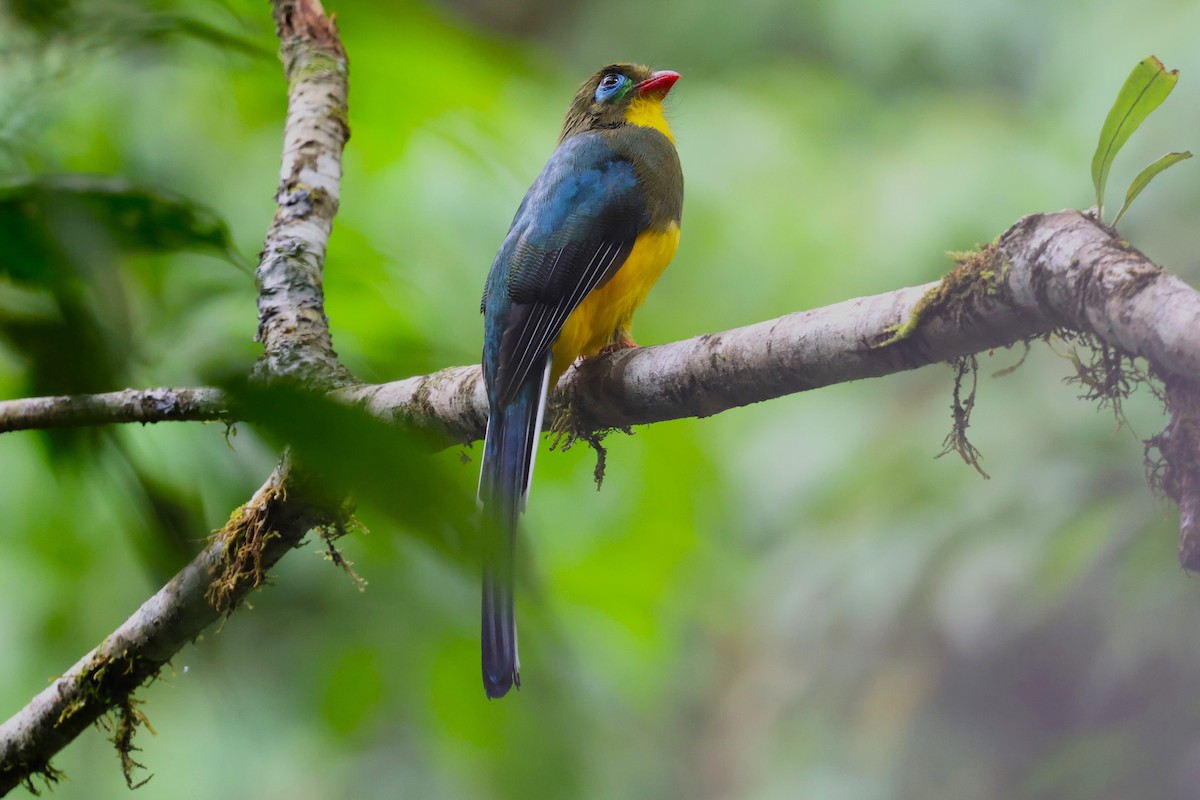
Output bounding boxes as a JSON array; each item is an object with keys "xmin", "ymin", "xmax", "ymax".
[
  {"xmin": 0, "ymin": 387, "xmax": 230, "ymax": 434},
  {"xmin": 2, "ymin": 206, "xmax": 1197, "ymax": 788},
  {"xmin": 0, "ymin": 460, "xmax": 346, "ymax": 796},
  {"xmin": 0, "ymin": 0, "xmax": 352, "ymax": 792},
  {"xmin": 4, "ymin": 20, "xmax": 1200, "ymax": 787},
  {"xmin": 254, "ymin": 0, "xmax": 352, "ymax": 388}
]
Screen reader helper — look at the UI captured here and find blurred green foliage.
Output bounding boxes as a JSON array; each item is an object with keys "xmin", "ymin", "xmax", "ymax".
[{"xmin": 1, "ymin": 0, "xmax": 1199, "ymax": 798}]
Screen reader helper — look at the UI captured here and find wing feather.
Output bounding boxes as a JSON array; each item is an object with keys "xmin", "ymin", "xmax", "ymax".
[{"xmin": 482, "ymin": 134, "xmax": 649, "ymax": 406}]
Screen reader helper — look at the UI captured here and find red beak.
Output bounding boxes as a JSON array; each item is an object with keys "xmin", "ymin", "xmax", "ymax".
[{"xmin": 634, "ymin": 70, "xmax": 680, "ymax": 98}]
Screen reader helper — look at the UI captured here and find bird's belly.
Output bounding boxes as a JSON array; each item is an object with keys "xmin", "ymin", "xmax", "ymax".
[{"xmin": 550, "ymin": 222, "xmax": 680, "ymax": 381}]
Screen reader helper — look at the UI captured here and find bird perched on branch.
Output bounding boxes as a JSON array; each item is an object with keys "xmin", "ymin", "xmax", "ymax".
[{"xmin": 477, "ymin": 64, "xmax": 684, "ymax": 698}]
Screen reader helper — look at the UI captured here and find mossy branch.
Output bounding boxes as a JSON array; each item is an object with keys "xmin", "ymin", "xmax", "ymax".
[
  {"xmin": 0, "ymin": 459, "xmax": 347, "ymax": 795},
  {"xmin": 4, "ymin": 6, "xmax": 1200, "ymax": 787},
  {"xmin": 0, "ymin": 0, "xmax": 355, "ymax": 792}
]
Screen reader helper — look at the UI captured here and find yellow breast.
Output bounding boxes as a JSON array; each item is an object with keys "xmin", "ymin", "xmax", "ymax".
[{"xmin": 550, "ymin": 223, "xmax": 681, "ymax": 381}]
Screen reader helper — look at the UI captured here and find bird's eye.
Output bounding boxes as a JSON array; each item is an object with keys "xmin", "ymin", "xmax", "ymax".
[{"xmin": 594, "ymin": 73, "xmax": 628, "ymax": 102}]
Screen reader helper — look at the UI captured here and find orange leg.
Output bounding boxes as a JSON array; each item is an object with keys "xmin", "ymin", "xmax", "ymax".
[{"xmin": 597, "ymin": 330, "xmax": 639, "ymax": 357}]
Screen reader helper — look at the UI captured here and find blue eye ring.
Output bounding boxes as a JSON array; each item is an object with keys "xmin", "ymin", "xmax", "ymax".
[{"xmin": 594, "ymin": 73, "xmax": 628, "ymax": 102}]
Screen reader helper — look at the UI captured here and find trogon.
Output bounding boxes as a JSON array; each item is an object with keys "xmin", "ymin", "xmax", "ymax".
[{"xmin": 478, "ymin": 63, "xmax": 683, "ymax": 698}]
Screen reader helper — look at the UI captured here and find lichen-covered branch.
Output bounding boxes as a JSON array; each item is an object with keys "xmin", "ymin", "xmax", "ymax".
[
  {"xmin": 337, "ymin": 366, "xmax": 487, "ymax": 444},
  {"xmin": 0, "ymin": 461, "xmax": 349, "ymax": 796},
  {"xmin": 556, "ymin": 210, "xmax": 1199, "ymax": 430},
  {"xmin": 5, "ymin": 59, "xmax": 1200, "ymax": 790},
  {"xmin": 254, "ymin": 0, "xmax": 352, "ymax": 388},
  {"xmin": 0, "ymin": 0, "xmax": 353, "ymax": 792},
  {"xmin": 0, "ymin": 387, "xmax": 230, "ymax": 434},
  {"xmin": 340, "ymin": 211, "xmax": 1200, "ymax": 441},
  {"xmin": 9, "ymin": 213, "xmax": 1193, "ymax": 454},
  {"xmin": 1150, "ymin": 376, "xmax": 1200, "ymax": 570},
  {"xmin": 337, "ymin": 210, "xmax": 1200, "ymax": 579}
]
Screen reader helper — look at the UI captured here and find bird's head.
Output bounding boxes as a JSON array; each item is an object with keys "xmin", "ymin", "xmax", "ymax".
[{"xmin": 560, "ymin": 63, "xmax": 680, "ymax": 142}]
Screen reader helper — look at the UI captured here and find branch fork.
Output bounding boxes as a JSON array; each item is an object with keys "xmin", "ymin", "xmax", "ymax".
[{"xmin": 3, "ymin": 2, "xmax": 1200, "ymax": 790}]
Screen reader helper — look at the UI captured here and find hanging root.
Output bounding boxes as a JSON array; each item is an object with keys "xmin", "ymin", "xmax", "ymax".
[
  {"xmin": 99, "ymin": 696, "xmax": 155, "ymax": 790},
  {"xmin": 1055, "ymin": 329, "xmax": 1152, "ymax": 429},
  {"xmin": 318, "ymin": 518, "xmax": 368, "ymax": 591},
  {"xmin": 547, "ymin": 399, "xmax": 631, "ymax": 490},
  {"xmin": 549, "ymin": 424, "xmax": 615, "ymax": 490},
  {"xmin": 1144, "ymin": 376, "xmax": 1200, "ymax": 571},
  {"xmin": 9, "ymin": 762, "xmax": 66, "ymax": 796},
  {"xmin": 937, "ymin": 355, "xmax": 990, "ymax": 479}
]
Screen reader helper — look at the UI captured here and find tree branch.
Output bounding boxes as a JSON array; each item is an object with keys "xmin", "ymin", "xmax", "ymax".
[
  {"xmin": 11, "ymin": 208, "xmax": 1197, "ymax": 446},
  {"xmin": 0, "ymin": 0, "xmax": 353, "ymax": 792},
  {"xmin": 341, "ymin": 210, "xmax": 1200, "ymax": 441},
  {"xmin": 0, "ymin": 460, "xmax": 347, "ymax": 795},
  {"xmin": 339, "ymin": 210, "xmax": 1200, "ymax": 581},
  {"xmin": 254, "ymin": 0, "xmax": 352, "ymax": 388},
  {"xmin": 15, "ymin": 210, "xmax": 1195, "ymax": 447},
  {"xmin": 1152, "ymin": 375, "xmax": 1200, "ymax": 570},
  {"xmin": 5, "ymin": 4, "xmax": 1200, "ymax": 786},
  {"xmin": 0, "ymin": 387, "xmax": 230, "ymax": 434}
]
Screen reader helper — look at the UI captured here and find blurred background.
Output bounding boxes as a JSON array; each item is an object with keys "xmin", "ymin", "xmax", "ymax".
[{"xmin": 2, "ymin": 0, "xmax": 1200, "ymax": 797}]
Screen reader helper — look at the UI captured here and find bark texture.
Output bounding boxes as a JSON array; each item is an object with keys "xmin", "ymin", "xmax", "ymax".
[
  {"xmin": 1155, "ymin": 377, "xmax": 1200, "ymax": 569},
  {"xmin": 3, "ymin": 9, "xmax": 1200, "ymax": 790},
  {"xmin": 12, "ymin": 211, "xmax": 1197, "ymax": 445},
  {"xmin": 0, "ymin": 463, "xmax": 343, "ymax": 795},
  {"xmin": 254, "ymin": 0, "xmax": 352, "ymax": 387},
  {"xmin": 337, "ymin": 211, "xmax": 1200, "ymax": 441},
  {"xmin": 0, "ymin": 387, "xmax": 230, "ymax": 434},
  {"xmin": 0, "ymin": 0, "xmax": 354, "ymax": 793}
]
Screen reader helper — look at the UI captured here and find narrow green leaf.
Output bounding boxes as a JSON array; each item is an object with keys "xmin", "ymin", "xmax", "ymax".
[
  {"xmin": 228, "ymin": 381, "xmax": 475, "ymax": 564},
  {"xmin": 0, "ymin": 174, "xmax": 248, "ymax": 279},
  {"xmin": 1112, "ymin": 151, "xmax": 1192, "ymax": 225},
  {"xmin": 1090, "ymin": 56, "xmax": 1179, "ymax": 216},
  {"xmin": 145, "ymin": 14, "xmax": 275, "ymax": 60},
  {"xmin": 0, "ymin": 175, "xmax": 248, "ymax": 408}
]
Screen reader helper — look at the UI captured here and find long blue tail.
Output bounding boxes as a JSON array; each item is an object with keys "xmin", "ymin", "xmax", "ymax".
[{"xmin": 478, "ymin": 356, "xmax": 550, "ymax": 699}]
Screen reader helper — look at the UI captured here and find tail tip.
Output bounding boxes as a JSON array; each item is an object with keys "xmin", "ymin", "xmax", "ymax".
[{"xmin": 483, "ymin": 668, "xmax": 521, "ymax": 700}]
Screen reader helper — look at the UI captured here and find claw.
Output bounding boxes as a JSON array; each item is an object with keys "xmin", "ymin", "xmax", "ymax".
[{"xmin": 597, "ymin": 336, "xmax": 639, "ymax": 357}]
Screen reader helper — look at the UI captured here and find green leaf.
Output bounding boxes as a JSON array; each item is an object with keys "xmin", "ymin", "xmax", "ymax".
[
  {"xmin": 228, "ymin": 381, "xmax": 475, "ymax": 564},
  {"xmin": 1112, "ymin": 151, "xmax": 1193, "ymax": 226},
  {"xmin": 0, "ymin": 175, "xmax": 249, "ymax": 415},
  {"xmin": 0, "ymin": 175, "xmax": 228, "ymax": 254},
  {"xmin": 1090, "ymin": 56, "xmax": 1180, "ymax": 217},
  {"xmin": 140, "ymin": 13, "xmax": 275, "ymax": 61},
  {"xmin": 0, "ymin": 174, "xmax": 249, "ymax": 279}
]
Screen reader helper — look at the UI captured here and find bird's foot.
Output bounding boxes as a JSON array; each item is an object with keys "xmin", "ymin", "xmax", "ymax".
[{"xmin": 597, "ymin": 336, "xmax": 639, "ymax": 357}]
